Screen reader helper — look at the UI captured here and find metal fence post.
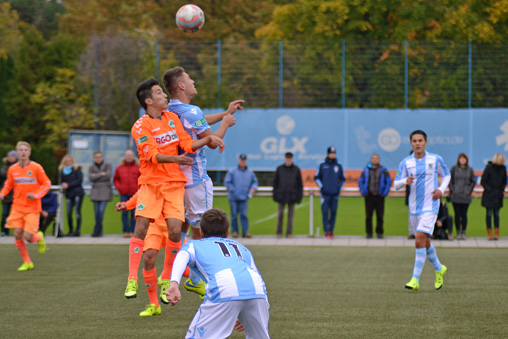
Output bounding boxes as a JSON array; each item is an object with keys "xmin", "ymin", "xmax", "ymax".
[
  {"xmin": 342, "ymin": 40, "xmax": 346, "ymax": 108},
  {"xmin": 217, "ymin": 39, "xmax": 222, "ymax": 108},
  {"xmin": 404, "ymin": 40, "xmax": 408, "ymax": 108},
  {"xmin": 309, "ymin": 189, "xmax": 314, "ymax": 237},
  {"xmin": 94, "ymin": 38, "xmax": 99, "ymax": 129},
  {"xmin": 279, "ymin": 40, "xmax": 283, "ymax": 108},
  {"xmin": 468, "ymin": 41, "xmax": 472, "ymax": 109},
  {"xmin": 155, "ymin": 39, "xmax": 159, "ymax": 79}
]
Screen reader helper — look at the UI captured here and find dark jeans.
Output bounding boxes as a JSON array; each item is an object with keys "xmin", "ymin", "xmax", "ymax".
[
  {"xmin": 93, "ymin": 200, "xmax": 109, "ymax": 235},
  {"xmin": 486, "ymin": 208, "xmax": 500, "ymax": 229},
  {"xmin": 364, "ymin": 194, "xmax": 385, "ymax": 236},
  {"xmin": 67, "ymin": 195, "xmax": 83, "ymax": 233},
  {"xmin": 452, "ymin": 203, "xmax": 470, "ymax": 233},
  {"xmin": 120, "ymin": 194, "xmax": 135, "ymax": 233},
  {"xmin": 1, "ymin": 202, "xmax": 12, "ymax": 234},
  {"xmin": 39, "ymin": 213, "xmax": 56, "ymax": 234},
  {"xmin": 321, "ymin": 194, "xmax": 339, "ymax": 233},
  {"xmin": 276, "ymin": 203, "xmax": 295, "ymax": 236},
  {"xmin": 229, "ymin": 200, "xmax": 249, "ymax": 235}
]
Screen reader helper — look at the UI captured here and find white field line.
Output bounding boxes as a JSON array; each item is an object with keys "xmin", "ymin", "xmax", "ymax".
[{"xmin": 252, "ymin": 201, "xmax": 310, "ymax": 224}]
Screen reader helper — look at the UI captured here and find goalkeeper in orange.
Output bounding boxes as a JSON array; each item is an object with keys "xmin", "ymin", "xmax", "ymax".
[{"xmin": 0, "ymin": 141, "xmax": 51, "ymax": 271}]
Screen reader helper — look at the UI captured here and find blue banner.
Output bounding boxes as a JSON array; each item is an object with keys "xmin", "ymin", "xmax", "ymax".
[{"xmin": 204, "ymin": 108, "xmax": 508, "ymax": 171}]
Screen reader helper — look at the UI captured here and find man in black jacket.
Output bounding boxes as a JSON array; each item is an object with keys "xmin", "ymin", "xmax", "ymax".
[{"xmin": 273, "ymin": 152, "xmax": 303, "ymax": 238}]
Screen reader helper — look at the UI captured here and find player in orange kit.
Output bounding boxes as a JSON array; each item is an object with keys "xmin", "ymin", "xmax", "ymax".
[
  {"xmin": 0, "ymin": 141, "xmax": 51, "ymax": 271},
  {"xmin": 117, "ymin": 194, "xmax": 191, "ymax": 316},
  {"xmin": 125, "ymin": 78, "xmax": 224, "ymax": 316}
]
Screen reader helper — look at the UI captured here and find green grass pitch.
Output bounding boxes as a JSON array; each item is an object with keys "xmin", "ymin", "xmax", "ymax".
[
  {"xmin": 1, "ymin": 245, "xmax": 507, "ymax": 338},
  {"xmin": 22, "ymin": 195, "xmax": 503, "ymax": 238}
]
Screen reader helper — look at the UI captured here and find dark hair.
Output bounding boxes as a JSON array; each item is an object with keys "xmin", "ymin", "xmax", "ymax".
[
  {"xmin": 201, "ymin": 208, "xmax": 230, "ymax": 238},
  {"xmin": 136, "ymin": 78, "xmax": 160, "ymax": 110},
  {"xmin": 410, "ymin": 130, "xmax": 427, "ymax": 142},
  {"xmin": 162, "ymin": 67, "xmax": 185, "ymax": 97},
  {"xmin": 456, "ymin": 153, "xmax": 469, "ymax": 166}
]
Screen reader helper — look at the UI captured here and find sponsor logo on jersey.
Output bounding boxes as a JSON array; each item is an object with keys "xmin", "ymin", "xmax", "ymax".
[
  {"xmin": 14, "ymin": 177, "xmax": 37, "ymax": 185},
  {"xmin": 138, "ymin": 204, "xmax": 145, "ymax": 211},
  {"xmin": 190, "ymin": 108, "xmax": 197, "ymax": 115},
  {"xmin": 154, "ymin": 130, "xmax": 179, "ymax": 146},
  {"xmin": 169, "ymin": 120, "xmax": 175, "ymax": 127},
  {"xmin": 137, "ymin": 136, "xmax": 148, "ymax": 144},
  {"xmin": 198, "ymin": 327, "xmax": 207, "ymax": 337},
  {"xmin": 195, "ymin": 118, "xmax": 206, "ymax": 128}
]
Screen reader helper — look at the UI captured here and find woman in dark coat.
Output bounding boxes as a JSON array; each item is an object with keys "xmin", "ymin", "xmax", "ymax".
[
  {"xmin": 480, "ymin": 153, "xmax": 507, "ymax": 240},
  {"xmin": 272, "ymin": 152, "xmax": 303, "ymax": 238},
  {"xmin": 59, "ymin": 155, "xmax": 85, "ymax": 236},
  {"xmin": 449, "ymin": 153, "xmax": 476, "ymax": 240}
]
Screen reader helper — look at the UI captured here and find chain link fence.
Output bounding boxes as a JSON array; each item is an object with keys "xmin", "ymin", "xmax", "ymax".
[{"xmin": 83, "ymin": 38, "xmax": 508, "ymax": 130}]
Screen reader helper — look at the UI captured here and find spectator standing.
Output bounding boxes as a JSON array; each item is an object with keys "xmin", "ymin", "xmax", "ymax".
[
  {"xmin": 272, "ymin": 152, "xmax": 303, "ymax": 238},
  {"xmin": 0, "ymin": 150, "xmax": 17, "ymax": 236},
  {"xmin": 432, "ymin": 199, "xmax": 454, "ymax": 240},
  {"xmin": 448, "ymin": 153, "xmax": 475, "ymax": 240},
  {"xmin": 314, "ymin": 147, "xmax": 345, "ymax": 239},
  {"xmin": 114, "ymin": 150, "xmax": 140, "ymax": 237},
  {"xmin": 225, "ymin": 154, "xmax": 258, "ymax": 238},
  {"xmin": 358, "ymin": 153, "xmax": 392, "ymax": 239},
  {"xmin": 59, "ymin": 155, "xmax": 85, "ymax": 236},
  {"xmin": 480, "ymin": 153, "xmax": 507, "ymax": 240},
  {"xmin": 89, "ymin": 151, "xmax": 113, "ymax": 237},
  {"xmin": 39, "ymin": 190, "xmax": 61, "ymax": 236}
]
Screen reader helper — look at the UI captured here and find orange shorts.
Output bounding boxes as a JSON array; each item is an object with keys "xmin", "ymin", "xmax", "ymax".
[
  {"xmin": 135, "ymin": 182, "xmax": 185, "ymax": 222},
  {"xmin": 6, "ymin": 209, "xmax": 40, "ymax": 234},
  {"xmin": 143, "ymin": 216, "xmax": 168, "ymax": 252}
]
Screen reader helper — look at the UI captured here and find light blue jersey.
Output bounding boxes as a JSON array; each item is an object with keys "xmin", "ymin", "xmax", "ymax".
[
  {"xmin": 168, "ymin": 99, "xmax": 210, "ymax": 188},
  {"xmin": 177, "ymin": 237, "xmax": 267, "ymax": 303},
  {"xmin": 394, "ymin": 151, "xmax": 451, "ymax": 216}
]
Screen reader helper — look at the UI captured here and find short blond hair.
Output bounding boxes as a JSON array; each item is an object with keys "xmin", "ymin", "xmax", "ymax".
[
  {"xmin": 16, "ymin": 141, "xmax": 31, "ymax": 151},
  {"xmin": 492, "ymin": 153, "xmax": 506, "ymax": 166}
]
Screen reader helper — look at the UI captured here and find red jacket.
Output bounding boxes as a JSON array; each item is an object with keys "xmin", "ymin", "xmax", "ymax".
[{"xmin": 113, "ymin": 159, "xmax": 140, "ymax": 196}]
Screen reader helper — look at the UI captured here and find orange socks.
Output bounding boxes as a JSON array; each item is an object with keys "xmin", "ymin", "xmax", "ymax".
[
  {"xmin": 15, "ymin": 239, "xmax": 31, "ymax": 263},
  {"xmin": 29, "ymin": 233, "xmax": 41, "ymax": 243},
  {"xmin": 160, "ymin": 239, "xmax": 189, "ymax": 280},
  {"xmin": 143, "ymin": 268, "xmax": 159, "ymax": 307},
  {"xmin": 128, "ymin": 237, "xmax": 145, "ymax": 281}
]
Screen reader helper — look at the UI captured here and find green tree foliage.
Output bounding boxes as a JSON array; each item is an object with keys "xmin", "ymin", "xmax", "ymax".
[
  {"xmin": 6, "ymin": 0, "xmax": 66, "ymax": 39},
  {"xmin": 31, "ymin": 68, "xmax": 96, "ymax": 149}
]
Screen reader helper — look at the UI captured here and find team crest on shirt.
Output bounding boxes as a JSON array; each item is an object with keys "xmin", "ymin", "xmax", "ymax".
[
  {"xmin": 27, "ymin": 171, "xmax": 32, "ymax": 176},
  {"xmin": 168, "ymin": 120, "xmax": 175, "ymax": 127},
  {"xmin": 138, "ymin": 204, "xmax": 145, "ymax": 211}
]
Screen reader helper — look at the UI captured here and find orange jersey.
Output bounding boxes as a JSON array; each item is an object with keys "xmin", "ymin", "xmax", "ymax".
[
  {"xmin": 132, "ymin": 111, "xmax": 195, "ymax": 185},
  {"xmin": 0, "ymin": 161, "xmax": 51, "ymax": 213}
]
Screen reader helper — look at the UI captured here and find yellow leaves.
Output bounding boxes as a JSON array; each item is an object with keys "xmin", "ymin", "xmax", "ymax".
[{"xmin": 0, "ymin": 2, "xmax": 22, "ymax": 58}]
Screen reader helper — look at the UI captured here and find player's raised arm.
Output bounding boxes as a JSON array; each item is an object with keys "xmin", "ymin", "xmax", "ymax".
[{"xmin": 204, "ymin": 100, "xmax": 244, "ymax": 125}]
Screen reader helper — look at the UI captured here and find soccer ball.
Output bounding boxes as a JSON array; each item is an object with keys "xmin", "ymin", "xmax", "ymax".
[{"xmin": 176, "ymin": 4, "xmax": 205, "ymax": 33}]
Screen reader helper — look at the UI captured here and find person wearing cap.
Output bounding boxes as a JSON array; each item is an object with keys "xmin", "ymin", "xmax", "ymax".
[
  {"xmin": 224, "ymin": 154, "xmax": 258, "ymax": 238},
  {"xmin": 272, "ymin": 152, "xmax": 303, "ymax": 238},
  {"xmin": 314, "ymin": 147, "xmax": 345, "ymax": 239},
  {"xmin": 1, "ymin": 150, "xmax": 18, "ymax": 236},
  {"xmin": 358, "ymin": 153, "xmax": 392, "ymax": 239}
]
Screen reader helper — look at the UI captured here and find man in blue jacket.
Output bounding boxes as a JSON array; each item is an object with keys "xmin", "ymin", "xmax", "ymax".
[
  {"xmin": 315, "ymin": 147, "xmax": 346, "ymax": 239},
  {"xmin": 358, "ymin": 153, "xmax": 392, "ymax": 239},
  {"xmin": 225, "ymin": 154, "xmax": 258, "ymax": 238}
]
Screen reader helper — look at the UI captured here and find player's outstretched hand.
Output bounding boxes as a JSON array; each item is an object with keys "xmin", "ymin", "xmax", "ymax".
[
  {"xmin": 234, "ymin": 320, "xmax": 245, "ymax": 332},
  {"xmin": 227, "ymin": 100, "xmax": 244, "ymax": 114},
  {"xmin": 208, "ymin": 135, "xmax": 225, "ymax": 153},
  {"xmin": 222, "ymin": 114, "xmax": 236, "ymax": 127},
  {"xmin": 176, "ymin": 153, "xmax": 194, "ymax": 166},
  {"xmin": 167, "ymin": 282, "xmax": 181, "ymax": 306},
  {"xmin": 0, "ymin": 193, "xmax": 4, "ymax": 201},
  {"xmin": 431, "ymin": 189, "xmax": 442, "ymax": 200},
  {"xmin": 116, "ymin": 202, "xmax": 126, "ymax": 211}
]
